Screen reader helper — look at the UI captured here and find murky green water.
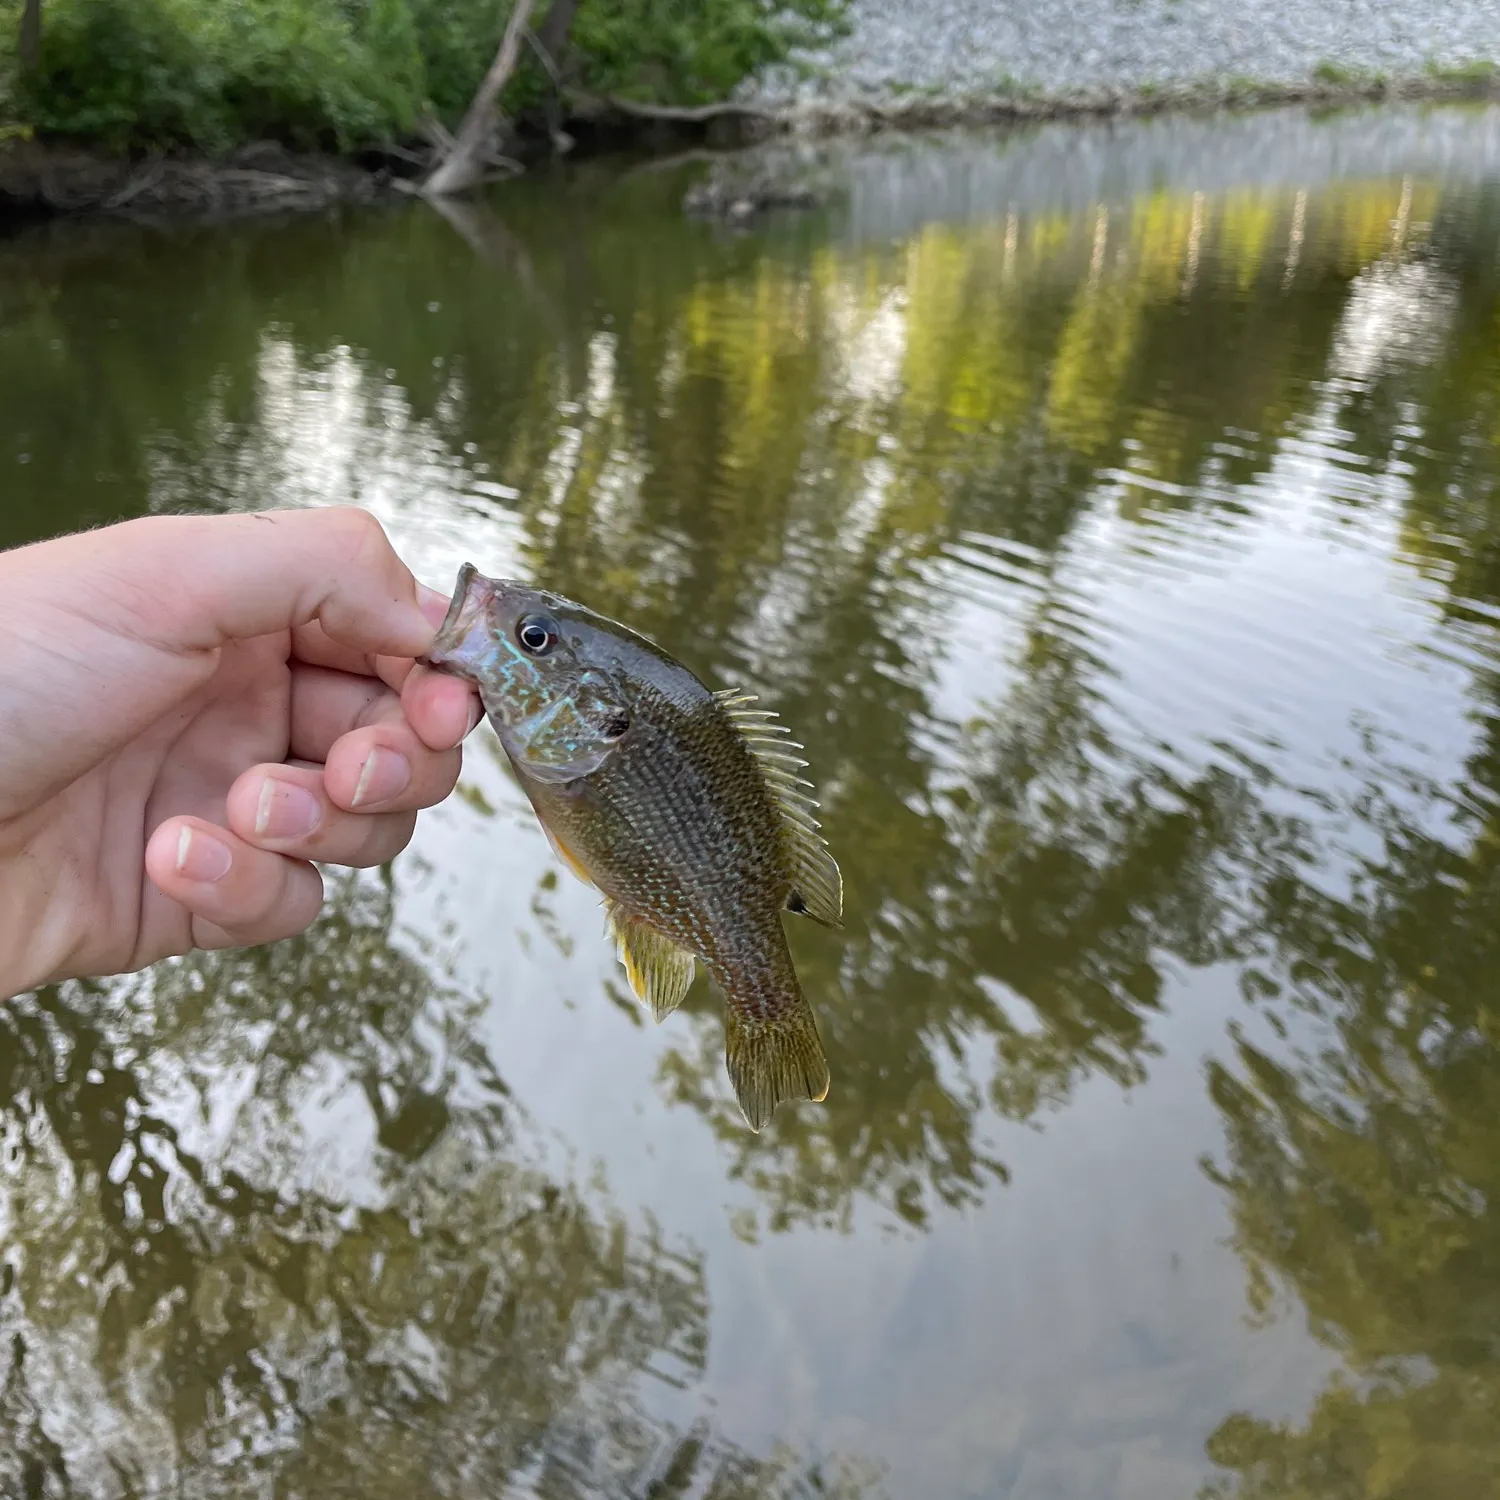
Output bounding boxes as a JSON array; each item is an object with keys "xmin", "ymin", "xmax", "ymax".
[{"xmin": 5, "ymin": 98, "xmax": 1500, "ymax": 1498}]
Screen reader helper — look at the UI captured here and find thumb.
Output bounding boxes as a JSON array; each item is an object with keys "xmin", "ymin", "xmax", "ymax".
[{"xmin": 59, "ymin": 506, "xmax": 440, "ymax": 659}]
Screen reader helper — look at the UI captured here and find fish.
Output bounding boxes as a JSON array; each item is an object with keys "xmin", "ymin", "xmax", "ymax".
[{"xmin": 421, "ymin": 563, "xmax": 842, "ymax": 1132}]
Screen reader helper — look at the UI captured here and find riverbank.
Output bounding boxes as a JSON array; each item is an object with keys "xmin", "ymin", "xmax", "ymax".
[
  {"xmin": 0, "ymin": 96, "xmax": 769, "ymax": 223},
  {"xmin": 742, "ymin": 0, "xmax": 1500, "ymax": 116},
  {"xmin": 746, "ymin": 66, "xmax": 1500, "ymax": 141},
  {"xmin": 0, "ymin": 136, "xmax": 396, "ymax": 219},
  {"xmin": 4, "ymin": 30, "xmax": 1500, "ymax": 224}
]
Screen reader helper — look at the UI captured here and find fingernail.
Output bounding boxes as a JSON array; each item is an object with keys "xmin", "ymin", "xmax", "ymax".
[
  {"xmin": 175, "ymin": 826, "xmax": 232, "ymax": 883},
  {"xmin": 352, "ymin": 746, "xmax": 411, "ymax": 808},
  {"xmin": 253, "ymin": 777, "xmax": 322, "ymax": 839}
]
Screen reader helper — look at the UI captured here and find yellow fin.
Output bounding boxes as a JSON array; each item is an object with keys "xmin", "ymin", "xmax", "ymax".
[
  {"xmin": 714, "ymin": 689, "xmax": 843, "ymax": 929},
  {"xmin": 605, "ymin": 899, "xmax": 696, "ymax": 1022},
  {"xmin": 724, "ymin": 1002, "xmax": 831, "ymax": 1133}
]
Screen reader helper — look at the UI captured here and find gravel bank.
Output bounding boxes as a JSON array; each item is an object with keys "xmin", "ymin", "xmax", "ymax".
[{"xmin": 744, "ymin": 0, "xmax": 1500, "ymax": 112}]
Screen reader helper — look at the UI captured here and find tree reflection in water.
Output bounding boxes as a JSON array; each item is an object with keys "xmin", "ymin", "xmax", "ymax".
[
  {"xmin": 6, "ymin": 113, "xmax": 1500, "ymax": 1496},
  {"xmin": 0, "ymin": 873, "xmax": 884, "ymax": 1498}
]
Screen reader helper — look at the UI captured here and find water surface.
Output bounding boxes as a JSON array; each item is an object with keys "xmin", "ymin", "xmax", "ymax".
[{"xmin": 5, "ymin": 100, "xmax": 1500, "ymax": 1499}]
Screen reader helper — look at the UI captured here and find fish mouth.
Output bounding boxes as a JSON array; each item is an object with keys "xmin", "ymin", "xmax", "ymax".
[{"xmin": 420, "ymin": 561, "xmax": 487, "ymax": 675}]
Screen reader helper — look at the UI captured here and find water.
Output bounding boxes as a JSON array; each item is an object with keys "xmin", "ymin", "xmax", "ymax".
[{"xmin": 4, "ymin": 98, "xmax": 1500, "ymax": 1498}]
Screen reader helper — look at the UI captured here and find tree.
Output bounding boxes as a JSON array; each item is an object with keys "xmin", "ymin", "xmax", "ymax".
[{"xmin": 18, "ymin": 0, "xmax": 41, "ymax": 71}]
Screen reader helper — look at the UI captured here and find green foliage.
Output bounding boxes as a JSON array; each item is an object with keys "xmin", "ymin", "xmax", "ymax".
[
  {"xmin": 569, "ymin": 0, "xmax": 849, "ymax": 106},
  {"xmin": 1424, "ymin": 56, "xmax": 1499, "ymax": 86},
  {"xmin": 1311, "ymin": 59, "xmax": 1363, "ymax": 87},
  {"xmin": 9, "ymin": 0, "xmax": 424, "ymax": 151},
  {"xmin": 404, "ymin": 0, "xmax": 511, "ymax": 127},
  {"xmin": 0, "ymin": 0, "xmax": 849, "ymax": 156}
]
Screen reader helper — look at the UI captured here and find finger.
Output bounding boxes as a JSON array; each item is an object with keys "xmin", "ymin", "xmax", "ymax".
[
  {"xmin": 225, "ymin": 747, "xmax": 438, "ymax": 852},
  {"xmin": 288, "ymin": 665, "xmax": 389, "ymax": 764},
  {"xmin": 76, "ymin": 506, "xmax": 440, "ymax": 659},
  {"xmin": 324, "ymin": 714, "xmax": 464, "ymax": 812},
  {"xmin": 402, "ymin": 663, "xmax": 483, "ymax": 751},
  {"xmin": 289, "ymin": 667, "xmax": 473, "ymax": 784},
  {"xmin": 289, "ymin": 585, "xmax": 456, "ymax": 689},
  {"xmin": 0, "ymin": 510, "xmax": 441, "ymax": 814},
  {"xmin": 144, "ymin": 816, "xmax": 325, "ymax": 950},
  {"xmin": 225, "ymin": 762, "xmax": 429, "ymax": 865},
  {"xmin": 289, "ymin": 661, "xmax": 477, "ymax": 762}
]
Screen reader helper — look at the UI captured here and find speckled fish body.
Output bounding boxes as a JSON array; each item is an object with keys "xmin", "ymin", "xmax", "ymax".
[{"xmin": 422, "ymin": 563, "xmax": 842, "ymax": 1131}]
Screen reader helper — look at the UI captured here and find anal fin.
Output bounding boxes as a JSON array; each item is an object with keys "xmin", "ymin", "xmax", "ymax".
[{"xmin": 605, "ymin": 899, "xmax": 697, "ymax": 1022}]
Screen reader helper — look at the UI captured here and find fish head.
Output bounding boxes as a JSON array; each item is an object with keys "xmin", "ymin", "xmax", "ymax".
[{"xmin": 424, "ymin": 564, "xmax": 634, "ymax": 783}]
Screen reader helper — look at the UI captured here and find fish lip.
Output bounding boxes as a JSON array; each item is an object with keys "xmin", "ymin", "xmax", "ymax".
[{"xmin": 420, "ymin": 561, "xmax": 482, "ymax": 672}]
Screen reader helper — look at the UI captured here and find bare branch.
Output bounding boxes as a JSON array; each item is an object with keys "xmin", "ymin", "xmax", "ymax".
[
  {"xmin": 18, "ymin": 0, "xmax": 41, "ymax": 72},
  {"xmin": 573, "ymin": 92, "xmax": 779, "ymax": 123},
  {"xmin": 421, "ymin": 0, "xmax": 537, "ymax": 198}
]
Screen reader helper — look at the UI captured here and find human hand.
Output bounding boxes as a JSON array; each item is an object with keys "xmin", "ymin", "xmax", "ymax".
[{"xmin": 0, "ymin": 507, "xmax": 480, "ymax": 998}]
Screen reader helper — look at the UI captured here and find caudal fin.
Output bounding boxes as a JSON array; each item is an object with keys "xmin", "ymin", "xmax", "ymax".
[{"xmin": 724, "ymin": 1002, "xmax": 831, "ymax": 1133}]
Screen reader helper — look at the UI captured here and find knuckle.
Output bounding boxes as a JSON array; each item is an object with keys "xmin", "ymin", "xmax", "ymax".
[
  {"xmin": 251, "ymin": 859, "xmax": 324, "ymax": 937},
  {"xmin": 240, "ymin": 851, "xmax": 301, "ymax": 925},
  {"xmin": 322, "ymin": 506, "xmax": 392, "ymax": 569}
]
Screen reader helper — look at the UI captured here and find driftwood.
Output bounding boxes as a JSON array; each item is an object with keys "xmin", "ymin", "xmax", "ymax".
[
  {"xmin": 421, "ymin": 0, "xmax": 536, "ymax": 197},
  {"xmin": 532, "ymin": 0, "xmax": 579, "ymax": 70},
  {"xmin": 8, "ymin": 143, "xmax": 390, "ymax": 219},
  {"xmin": 682, "ymin": 165, "xmax": 822, "ymax": 224},
  {"xmin": 572, "ymin": 92, "xmax": 778, "ymax": 124}
]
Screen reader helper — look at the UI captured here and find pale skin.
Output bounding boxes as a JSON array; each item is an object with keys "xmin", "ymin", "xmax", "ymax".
[{"xmin": 0, "ymin": 506, "xmax": 483, "ymax": 1000}]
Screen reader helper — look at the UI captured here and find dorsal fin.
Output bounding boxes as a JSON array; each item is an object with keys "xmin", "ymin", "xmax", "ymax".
[{"xmin": 714, "ymin": 688, "xmax": 843, "ymax": 929}]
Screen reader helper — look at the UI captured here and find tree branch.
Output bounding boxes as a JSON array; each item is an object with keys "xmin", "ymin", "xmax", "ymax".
[
  {"xmin": 421, "ymin": 0, "xmax": 537, "ymax": 198},
  {"xmin": 572, "ymin": 92, "xmax": 779, "ymax": 123},
  {"xmin": 18, "ymin": 0, "xmax": 41, "ymax": 72}
]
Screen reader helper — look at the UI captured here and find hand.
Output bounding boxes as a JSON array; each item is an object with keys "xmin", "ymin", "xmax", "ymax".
[{"xmin": 0, "ymin": 507, "xmax": 480, "ymax": 998}]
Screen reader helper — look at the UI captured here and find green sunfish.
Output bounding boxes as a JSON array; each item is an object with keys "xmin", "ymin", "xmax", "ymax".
[{"xmin": 422, "ymin": 564, "xmax": 842, "ymax": 1131}]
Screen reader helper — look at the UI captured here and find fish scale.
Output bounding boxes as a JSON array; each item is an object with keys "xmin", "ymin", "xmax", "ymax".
[{"xmin": 423, "ymin": 564, "xmax": 844, "ymax": 1131}]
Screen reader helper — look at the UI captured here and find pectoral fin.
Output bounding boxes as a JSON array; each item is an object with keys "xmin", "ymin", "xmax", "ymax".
[
  {"xmin": 605, "ymin": 900, "xmax": 697, "ymax": 1022},
  {"xmin": 537, "ymin": 817, "xmax": 597, "ymax": 889}
]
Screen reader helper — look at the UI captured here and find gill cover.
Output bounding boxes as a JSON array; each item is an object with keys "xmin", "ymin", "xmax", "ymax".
[{"xmin": 501, "ymin": 667, "xmax": 631, "ymax": 784}]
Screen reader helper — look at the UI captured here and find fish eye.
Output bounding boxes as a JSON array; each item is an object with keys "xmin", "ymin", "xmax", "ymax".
[{"xmin": 516, "ymin": 613, "xmax": 560, "ymax": 656}]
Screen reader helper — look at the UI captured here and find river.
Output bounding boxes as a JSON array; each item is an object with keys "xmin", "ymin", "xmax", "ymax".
[{"xmin": 4, "ymin": 98, "xmax": 1500, "ymax": 1500}]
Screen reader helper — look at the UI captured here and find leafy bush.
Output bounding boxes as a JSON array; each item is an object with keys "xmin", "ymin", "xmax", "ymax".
[
  {"xmin": 570, "ymin": 0, "xmax": 847, "ymax": 106},
  {"xmin": 404, "ymin": 0, "xmax": 511, "ymax": 128},
  {"xmin": 2, "ymin": 0, "xmax": 847, "ymax": 155},
  {"xmin": 10, "ymin": 0, "xmax": 425, "ymax": 150}
]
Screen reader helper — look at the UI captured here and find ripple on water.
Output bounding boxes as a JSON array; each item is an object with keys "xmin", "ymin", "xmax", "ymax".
[{"xmin": 9, "ymin": 102, "xmax": 1500, "ymax": 1500}]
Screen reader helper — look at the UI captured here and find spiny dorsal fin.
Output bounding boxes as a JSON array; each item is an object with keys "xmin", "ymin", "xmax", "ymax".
[
  {"xmin": 714, "ymin": 688, "xmax": 843, "ymax": 929},
  {"xmin": 605, "ymin": 898, "xmax": 696, "ymax": 1022}
]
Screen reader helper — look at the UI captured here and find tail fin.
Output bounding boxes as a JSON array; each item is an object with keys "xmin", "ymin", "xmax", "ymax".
[{"xmin": 724, "ymin": 1000, "xmax": 831, "ymax": 1133}]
